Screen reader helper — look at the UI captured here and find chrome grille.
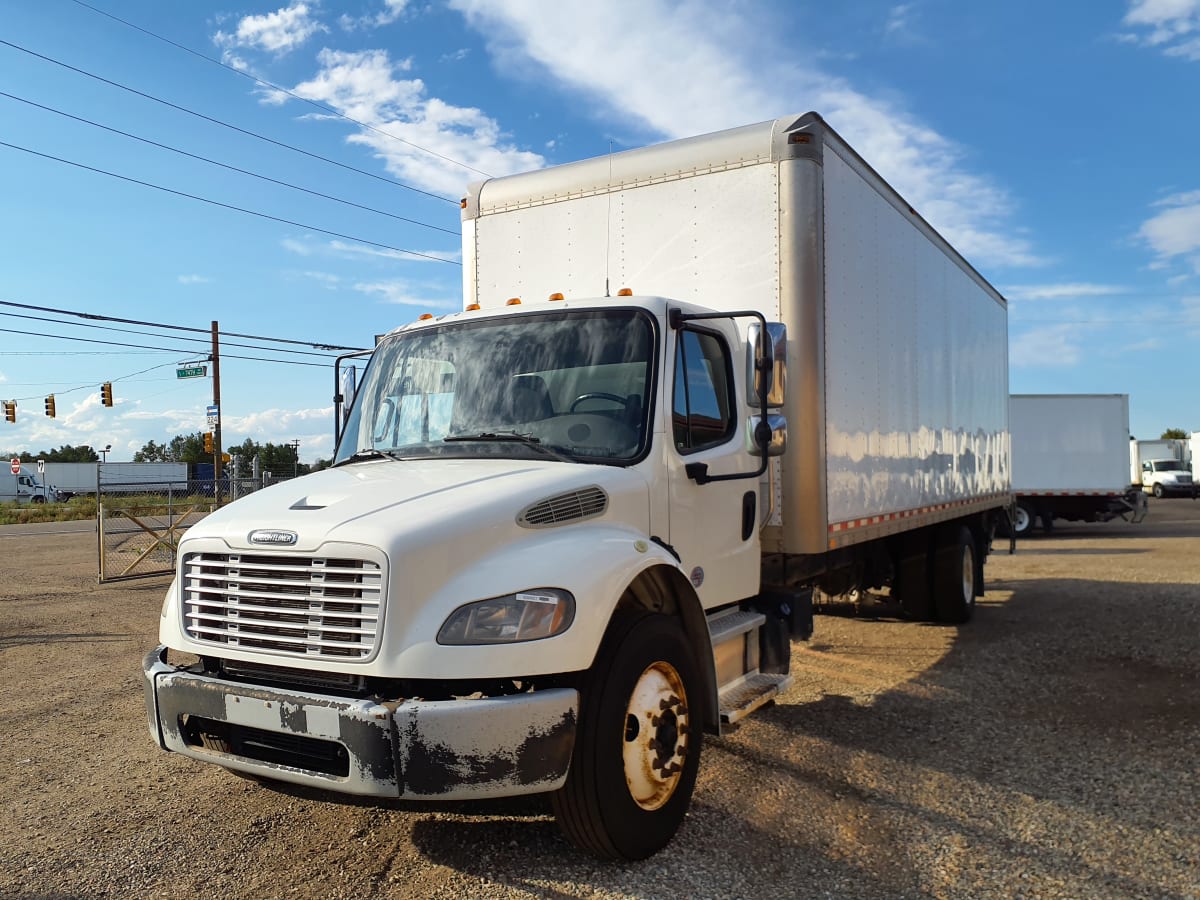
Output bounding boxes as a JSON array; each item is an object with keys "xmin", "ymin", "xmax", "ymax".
[
  {"xmin": 518, "ymin": 486, "xmax": 608, "ymax": 528},
  {"xmin": 182, "ymin": 551, "xmax": 383, "ymax": 660}
]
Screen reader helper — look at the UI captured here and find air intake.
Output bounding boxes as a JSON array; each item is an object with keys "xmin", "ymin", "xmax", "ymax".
[{"xmin": 518, "ymin": 486, "xmax": 608, "ymax": 528}]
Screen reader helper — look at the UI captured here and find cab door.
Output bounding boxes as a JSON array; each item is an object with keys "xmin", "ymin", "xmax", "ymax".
[{"xmin": 665, "ymin": 322, "xmax": 761, "ymax": 609}]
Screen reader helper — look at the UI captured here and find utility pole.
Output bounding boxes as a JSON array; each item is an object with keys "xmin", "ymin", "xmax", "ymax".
[
  {"xmin": 288, "ymin": 439, "xmax": 300, "ymax": 478},
  {"xmin": 211, "ymin": 321, "xmax": 223, "ymax": 506}
]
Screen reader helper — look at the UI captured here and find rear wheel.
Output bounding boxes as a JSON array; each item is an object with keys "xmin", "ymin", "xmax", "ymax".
[
  {"xmin": 1012, "ymin": 502, "xmax": 1033, "ymax": 536},
  {"xmin": 933, "ymin": 525, "xmax": 976, "ymax": 624},
  {"xmin": 552, "ymin": 612, "xmax": 702, "ymax": 860}
]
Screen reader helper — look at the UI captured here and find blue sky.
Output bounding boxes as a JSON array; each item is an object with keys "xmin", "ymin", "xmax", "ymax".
[{"xmin": 2, "ymin": 0, "xmax": 1199, "ymax": 463}]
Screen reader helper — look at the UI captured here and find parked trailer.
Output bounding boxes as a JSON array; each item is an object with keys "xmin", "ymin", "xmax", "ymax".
[
  {"xmin": 1009, "ymin": 394, "xmax": 1146, "ymax": 535},
  {"xmin": 42, "ymin": 462, "xmax": 189, "ymax": 497},
  {"xmin": 145, "ymin": 112, "xmax": 1011, "ymax": 859}
]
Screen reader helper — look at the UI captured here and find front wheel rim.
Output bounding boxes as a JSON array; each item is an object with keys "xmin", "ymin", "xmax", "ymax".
[{"xmin": 622, "ymin": 661, "xmax": 690, "ymax": 811}]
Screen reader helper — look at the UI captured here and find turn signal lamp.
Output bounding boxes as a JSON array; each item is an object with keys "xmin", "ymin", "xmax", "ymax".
[
  {"xmin": 419, "ymin": 313, "xmax": 434, "ymax": 320},
  {"xmin": 617, "ymin": 287, "xmax": 633, "ymax": 296},
  {"xmin": 505, "ymin": 297, "xmax": 522, "ymax": 306},
  {"xmin": 465, "ymin": 303, "xmax": 481, "ymax": 311},
  {"xmin": 548, "ymin": 292, "xmax": 564, "ymax": 301}
]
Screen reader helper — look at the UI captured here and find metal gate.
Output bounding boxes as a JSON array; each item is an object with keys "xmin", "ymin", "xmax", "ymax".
[
  {"xmin": 96, "ymin": 476, "xmax": 282, "ymax": 583},
  {"xmin": 97, "ymin": 481, "xmax": 213, "ymax": 583}
]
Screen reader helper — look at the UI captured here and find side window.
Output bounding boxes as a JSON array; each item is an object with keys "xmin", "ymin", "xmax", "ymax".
[{"xmin": 673, "ymin": 328, "xmax": 735, "ymax": 453}]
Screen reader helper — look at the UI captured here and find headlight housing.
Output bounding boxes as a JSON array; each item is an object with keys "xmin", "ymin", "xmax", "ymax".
[{"xmin": 437, "ymin": 589, "xmax": 575, "ymax": 645}]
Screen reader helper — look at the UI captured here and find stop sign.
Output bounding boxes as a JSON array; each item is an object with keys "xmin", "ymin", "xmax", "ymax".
[{"xmin": 10, "ymin": 458, "xmax": 20, "ymax": 475}]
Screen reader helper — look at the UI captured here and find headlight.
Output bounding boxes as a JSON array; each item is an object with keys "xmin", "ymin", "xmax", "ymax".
[{"xmin": 437, "ymin": 589, "xmax": 575, "ymax": 645}]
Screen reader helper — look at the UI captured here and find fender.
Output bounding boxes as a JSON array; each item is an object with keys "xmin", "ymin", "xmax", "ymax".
[{"xmin": 372, "ymin": 521, "xmax": 707, "ymax": 681}]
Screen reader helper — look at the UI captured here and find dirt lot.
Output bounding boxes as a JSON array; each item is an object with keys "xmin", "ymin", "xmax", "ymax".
[{"xmin": 2, "ymin": 503, "xmax": 1198, "ymax": 899}]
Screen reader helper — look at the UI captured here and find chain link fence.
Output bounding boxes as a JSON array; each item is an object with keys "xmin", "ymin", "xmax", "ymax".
[{"xmin": 97, "ymin": 475, "xmax": 293, "ymax": 583}]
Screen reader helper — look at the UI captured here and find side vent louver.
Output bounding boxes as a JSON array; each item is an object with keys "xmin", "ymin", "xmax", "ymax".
[{"xmin": 518, "ymin": 486, "xmax": 608, "ymax": 528}]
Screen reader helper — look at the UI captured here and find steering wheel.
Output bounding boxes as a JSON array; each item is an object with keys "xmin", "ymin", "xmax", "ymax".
[{"xmin": 569, "ymin": 392, "xmax": 628, "ymax": 412}]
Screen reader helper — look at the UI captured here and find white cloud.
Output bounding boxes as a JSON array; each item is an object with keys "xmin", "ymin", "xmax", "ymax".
[
  {"xmin": 354, "ymin": 280, "xmax": 459, "ymax": 309},
  {"xmin": 215, "ymin": 2, "xmax": 327, "ymax": 56},
  {"xmin": 281, "ymin": 235, "xmax": 458, "ymax": 264},
  {"xmin": 340, "ymin": 0, "xmax": 410, "ymax": 31},
  {"xmin": 448, "ymin": 0, "xmax": 1042, "ymax": 270},
  {"xmin": 1122, "ymin": 0, "xmax": 1200, "ymax": 59},
  {"xmin": 1009, "ymin": 324, "xmax": 1084, "ymax": 368},
  {"xmin": 1003, "ymin": 283, "xmax": 1129, "ymax": 301},
  {"xmin": 1138, "ymin": 191, "xmax": 1200, "ymax": 272},
  {"xmin": 289, "ymin": 48, "xmax": 545, "ymax": 197},
  {"xmin": 177, "ymin": 274, "xmax": 211, "ymax": 285}
]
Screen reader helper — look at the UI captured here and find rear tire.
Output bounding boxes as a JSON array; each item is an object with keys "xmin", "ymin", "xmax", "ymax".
[
  {"xmin": 551, "ymin": 612, "xmax": 702, "ymax": 860},
  {"xmin": 1012, "ymin": 502, "xmax": 1034, "ymax": 536},
  {"xmin": 933, "ymin": 526, "xmax": 976, "ymax": 624}
]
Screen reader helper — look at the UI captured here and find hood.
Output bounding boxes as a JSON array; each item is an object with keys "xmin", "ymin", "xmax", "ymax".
[{"xmin": 185, "ymin": 458, "xmax": 651, "ymax": 555}]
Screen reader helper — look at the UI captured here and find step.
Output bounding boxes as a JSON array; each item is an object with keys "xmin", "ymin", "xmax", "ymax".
[
  {"xmin": 707, "ymin": 609, "xmax": 765, "ymax": 646},
  {"xmin": 718, "ymin": 671, "xmax": 793, "ymax": 725}
]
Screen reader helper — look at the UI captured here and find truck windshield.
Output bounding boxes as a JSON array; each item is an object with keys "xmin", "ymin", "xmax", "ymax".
[
  {"xmin": 1153, "ymin": 461, "xmax": 1182, "ymax": 471},
  {"xmin": 335, "ymin": 308, "xmax": 656, "ymax": 465}
]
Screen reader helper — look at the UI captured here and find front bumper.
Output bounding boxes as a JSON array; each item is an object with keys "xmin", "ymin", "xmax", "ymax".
[{"xmin": 143, "ymin": 647, "xmax": 578, "ymax": 800}]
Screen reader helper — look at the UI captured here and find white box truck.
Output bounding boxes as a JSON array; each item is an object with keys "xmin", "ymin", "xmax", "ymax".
[
  {"xmin": 1130, "ymin": 438, "xmax": 1194, "ymax": 497},
  {"xmin": 144, "ymin": 112, "xmax": 1011, "ymax": 859},
  {"xmin": 1009, "ymin": 394, "xmax": 1146, "ymax": 535}
]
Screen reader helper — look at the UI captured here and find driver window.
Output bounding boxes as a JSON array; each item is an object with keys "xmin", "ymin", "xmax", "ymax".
[{"xmin": 673, "ymin": 329, "xmax": 734, "ymax": 453}]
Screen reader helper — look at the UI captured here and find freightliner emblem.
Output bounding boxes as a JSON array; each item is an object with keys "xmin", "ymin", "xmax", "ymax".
[{"xmin": 248, "ymin": 529, "xmax": 299, "ymax": 545}]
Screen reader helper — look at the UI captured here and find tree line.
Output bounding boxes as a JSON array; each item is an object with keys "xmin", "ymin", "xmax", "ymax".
[{"xmin": 2, "ymin": 437, "xmax": 331, "ymax": 475}]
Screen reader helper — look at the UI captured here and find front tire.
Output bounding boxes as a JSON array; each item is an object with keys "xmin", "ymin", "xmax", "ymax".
[
  {"xmin": 1153, "ymin": 483, "xmax": 1165, "ymax": 499},
  {"xmin": 552, "ymin": 612, "xmax": 703, "ymax": 860}
]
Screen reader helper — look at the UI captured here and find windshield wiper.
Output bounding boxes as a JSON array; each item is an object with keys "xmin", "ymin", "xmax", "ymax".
[
  {"xmin": 444, "ymin": 431, "xmax": 571, "ymax": 461},
  {"xmin": 333, "ymin": 447, "xmax": 404, "ymax": 467}
]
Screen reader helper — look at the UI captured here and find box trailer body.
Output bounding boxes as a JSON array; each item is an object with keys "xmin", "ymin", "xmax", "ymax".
[
  {"xmin": 42, "ymin": 462, "xmax": 190, "ymax": 497},
  {"xmin": 1008, "ymin": 395, "xmax": 1145, "ymax": 534},
  {"xmin": 145, "ymin": 113, "xmax": 1011, "ymax": 860}
]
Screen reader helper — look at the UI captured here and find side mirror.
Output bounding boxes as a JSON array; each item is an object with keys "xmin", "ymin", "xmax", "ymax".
[
  {"xmin": 746, "ymin": 322, "xmax": 787, "ymax": 409},
  {"xmin": 747, "ymin": 414, "xmax": 787, "ymax": 457}
]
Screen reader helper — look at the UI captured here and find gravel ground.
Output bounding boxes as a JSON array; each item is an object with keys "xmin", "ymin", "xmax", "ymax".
[{"xmin": 1, "ymin": 500, "xmax": 1198, "ymax": 899}]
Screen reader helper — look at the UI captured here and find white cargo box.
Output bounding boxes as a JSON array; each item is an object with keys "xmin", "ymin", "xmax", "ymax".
[
  {"xmin": 1010, "ymin": 395, "xmax": 1132, "ymax": 494},
  {"xmin": 463, "ymin": 112, "xmax": 1009, "ymax": 555}
]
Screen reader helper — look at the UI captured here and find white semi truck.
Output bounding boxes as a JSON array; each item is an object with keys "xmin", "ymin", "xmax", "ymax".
[
  {"xmin": 1008, "ymin": 394, "xmax": 1146, "ymax": 535},
  {"xmin": 144, "ymin": 112, "xmax": 1011, "ymax": 859},
  {"xmin": 0, "ymin": 468, "xmax": 63, "ymax": 503}
]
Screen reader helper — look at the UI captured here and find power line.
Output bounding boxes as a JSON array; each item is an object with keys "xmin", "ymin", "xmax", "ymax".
[
  {"xmin": 0, "ymin": 299, "xmax": 372, "ymax": 351},
  {"xmin": 67, "ymin": 0, "xmax": 493, "ymax": 179},
  {"xmin": 0, "ymin": 325, "xmax": 335, "ymax": 372},
  {"xmin": 0, "ymin": 37, "xmax": 458, "ymax": 204},
  {"xmin": 0, "ymin": 310, "xmax": 357, "ymax": 360},
  {"xmin": 0, "ymin": 139, "xmax": 462, "ymax": 265},
  {"xmin": 0, "ymin": 90, "xmax": 461, "ymax": 237}
]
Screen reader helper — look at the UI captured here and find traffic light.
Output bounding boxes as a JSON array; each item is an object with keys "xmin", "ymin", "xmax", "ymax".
[
  {"xmin": 203, "ymin": 432, "xmax": 214, "ymax": 454},
  {"xmin": 44, "ymin": 394, "xmax": 56, "ymax": 418},
  {"xmin": 3, "ymin": 401, "xmax": 14, "ymax": 423},
  {"xmin": 100, "ymin": 382, "xmax": 114, "ymax": 407}
]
